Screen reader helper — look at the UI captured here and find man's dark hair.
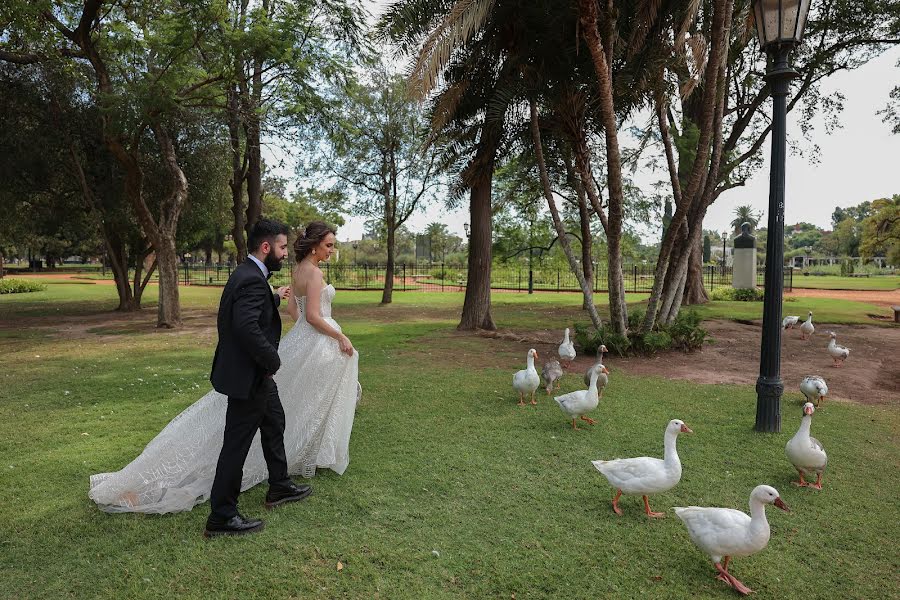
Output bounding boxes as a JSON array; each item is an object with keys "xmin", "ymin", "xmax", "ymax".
[{"xmin": 248, "ymin": 219, "xmax": 290, "ymax": 252}]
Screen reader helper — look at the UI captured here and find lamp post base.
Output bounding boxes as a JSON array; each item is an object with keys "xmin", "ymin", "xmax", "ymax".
[{"xmin": 754, "ymin": 376, "xmax": 783, "ymax": 432}]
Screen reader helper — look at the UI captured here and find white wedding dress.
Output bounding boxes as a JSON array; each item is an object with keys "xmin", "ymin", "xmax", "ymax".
[{"xmin": 88, "ymin": 284, "xmax": 359, "ymax": 514}]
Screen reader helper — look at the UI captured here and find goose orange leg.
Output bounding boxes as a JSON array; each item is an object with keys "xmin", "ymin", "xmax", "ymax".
[
  {"xmin": 580, "ymin": 415, "xmax": 596, "ymax": 426},
  {"xmin": 642, "ymin": 495, "xmax": 665, "ymax": 518},
  {"xmin": 571, "ymin": 418, "xmax": 580, "ymax": 430},
  {"xmin": 517, "ymin": 392, "xmax": 525, "ymax": 407},
  {"xmin": 611, "ymin": 489, "xmax": 624, "ymax": 516},
  {"xmin": 530, "ymin": 390, "xmax": 537, "ymax": 405},
  {"xmin": 811, "ymin": 472, "xmax": 823, "ymax": 490},
  {"xmin": 792, "ymin": 469, "xmax": 809, "ymax": 487},
  {"xmin": 714, "ymin": 558, "xmax": 753, "ymax": 596}
]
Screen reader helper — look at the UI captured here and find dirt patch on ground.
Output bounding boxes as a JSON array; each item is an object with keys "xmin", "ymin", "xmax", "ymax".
[
  {"xmin": 787, "ymin": 287, "xmax": 900, "ymax": 309},
  {"xmin": 611, "ymin": 321, "xmax": 898, "ymax": 406},
  {"xmin": 0, "ymin": 308, "xmax": 217, "ymax": 342},
  {"xmin": 462, "ymin": 320, "xmax": 900, "ymax": 406}
]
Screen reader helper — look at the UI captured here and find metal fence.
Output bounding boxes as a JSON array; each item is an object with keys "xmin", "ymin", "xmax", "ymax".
[{"xmin": 172, "ymin": 261, "xmax": 792, "ymax": 293}]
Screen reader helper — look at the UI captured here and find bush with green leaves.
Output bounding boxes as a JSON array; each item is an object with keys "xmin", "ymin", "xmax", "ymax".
[
  {"xmin": 709, "ymin": 286, "xmax": 764, "ymax": 301},
  {"xmin": 573, "ymin": 308, "xmax": 707, "ymax": 357},
  {"xmin": 0, "ymin": 278, "xmax": 46, "ymax": 294},
  {"xmin": 669, "ymin": 309, "xmax": 708, "ymax": 351}
]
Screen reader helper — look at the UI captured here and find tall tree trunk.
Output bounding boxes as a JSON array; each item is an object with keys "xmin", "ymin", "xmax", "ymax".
[
  {"xmin": 68, "ymin": 6, "xmax": 186, "ymax": 327},
  {"xmin": 458, "ymin": 136, "xmax": 498, "ymax": 330},
  {"xmin": 683, "ymin": 234, "xmax": 709, "ymax": 305},
  {"xmin": 578, "ymin": 0, "xmax": 628, "ymax": 334},
  {"xmin": 243, "ymin": 113, "xmax": 263, "ymax": 236},
  {"xmin": 530, "ymin": 102, "xmax": 603, "ymax": 331},
  {"xmin": 227, "ymin": 86, "xmax": 248, "ymax": 258},
  {"xmin": 242, "ymin": 2, "xmax": 266, "ymax": 240},
  {"xmin": 565, "ymin": 153, "xmax": 595, "ymax": 307},
  {"xmin": 148, "ymin": 122, "xmax": 187, "ymax": 328},
  {"xmin": 104, "ymin": 226, "xmax": 136, "ymax": 311},
  {"xmin": 644, "ymin": 0, "xmax": 733, "ymax": 328},
  {"xmin": 382, "ymin": 222, "xmax": 395, "ymax": 304}
]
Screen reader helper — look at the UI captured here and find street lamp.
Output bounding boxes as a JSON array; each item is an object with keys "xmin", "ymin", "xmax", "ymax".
[
  {"xmin": 752, "ymin": 0, "xmax": 811, "ymax": 433},
  {"xmin": 463, "ymin": 222, "xmax": 470, "ymax": 238},
  {"xmin": 352, "ymin": 240, "xmax": 359, "ymax": 265},
  {"xmin": 722, "ymin": 230, "xmax": 728, "ymax": 275}
]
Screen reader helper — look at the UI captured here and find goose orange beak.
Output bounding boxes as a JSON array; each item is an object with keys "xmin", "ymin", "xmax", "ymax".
[
  {"xmin": 774, "ymin": 497, "xmax": 790, "ymax": 512},
  {"xmin": 680, "ymin": 424, "xmax": 693, "ymax": 434}
]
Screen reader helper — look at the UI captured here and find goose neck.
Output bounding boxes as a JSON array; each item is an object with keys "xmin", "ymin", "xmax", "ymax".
[
  {"xmin": 748, "ymin": 498, "xmax": 771, "ymax": 533},
  {"xmin": 796, "ymin": 415, "xmax": 812, "ymax": 438},
  {"xmin": 663, "ymin": 429, "xmax": 679, "ymax": 465}
]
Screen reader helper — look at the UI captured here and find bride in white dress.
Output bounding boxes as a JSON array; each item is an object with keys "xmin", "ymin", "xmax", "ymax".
[{"xmin": 89, "ymin": 222, "xmax": 359, "ymax": 514}]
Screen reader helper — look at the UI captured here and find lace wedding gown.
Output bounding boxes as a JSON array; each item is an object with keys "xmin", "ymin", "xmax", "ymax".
[{"xmin": 88, "ymin": 284, "xmax": 359, "ymax": 513}]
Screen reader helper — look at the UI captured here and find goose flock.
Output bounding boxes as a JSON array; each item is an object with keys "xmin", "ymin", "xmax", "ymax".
[{"xmin": 506, "ymin": 323, "xmax": 839, "ymax": 595}]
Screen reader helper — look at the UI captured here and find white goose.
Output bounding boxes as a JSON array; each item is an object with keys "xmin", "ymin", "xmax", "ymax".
[
  {"xmin": 558, "ymin": 328, "xmax": 576, "ymax": 368},
  {"xmin": 554, "ymin": 369, "xmax": 599, "ymax": 429},
  {"xmin": 800, "ymin": 375, "xmax": 828, "ymax": 407},
  {"xmin": 675, "ymin": 485, "xmax": 790, "ymax": 596},
  {"xmin": 782, "ymin": 315, "xmax": 800, "ymax": 329},
  {"xmin": 591, "ymin": 419, "xmax": 692, "ymax": 518},
  {"xmin": 826, "ymin": 331, "xmax": 850, "ymax": 367},
  {"xmin": 800, "ymin": 311, "xmax": 815, "ymax": 340},
  {"xmin": 785, "ymin": 402, "xmax": 828, "ymax": 490},
  {"xmin": 512, "ymin": 349, "xmax": 541, "ymax": 406}
]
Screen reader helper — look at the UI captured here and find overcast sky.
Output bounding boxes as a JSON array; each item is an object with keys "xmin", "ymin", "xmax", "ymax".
[{"xmin": 265, "ymin": 5, "xmax": 899, "ymax": 243}]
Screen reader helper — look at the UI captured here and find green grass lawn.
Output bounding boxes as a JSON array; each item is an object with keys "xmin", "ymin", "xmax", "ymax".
[
  {"xmin": 789, "ymin": 274, "xmax": 899, "ymax": 290},
  {"xmin": 1, "ymin": 283, "xmax": 898, "ymax": 599}
]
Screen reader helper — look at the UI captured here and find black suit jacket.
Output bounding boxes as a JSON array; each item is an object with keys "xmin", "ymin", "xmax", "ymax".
[{"xmin": 210, "ymin": 259, "xmax": 282, "ymax": 399}]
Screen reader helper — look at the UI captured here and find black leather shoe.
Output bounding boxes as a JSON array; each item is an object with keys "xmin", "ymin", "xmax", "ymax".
[
  {"xmin": 265, "ymin": 481, "xmax": 312, "ymax": 509},
  {"xmin": 203, "ymin": 513, "xmax": 264, "ymax": 538}
]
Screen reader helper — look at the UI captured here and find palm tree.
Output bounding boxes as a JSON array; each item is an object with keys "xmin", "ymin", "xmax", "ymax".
[{"xmin": 731, "ymin": 205, "xmax": 761, "ymax": 233}]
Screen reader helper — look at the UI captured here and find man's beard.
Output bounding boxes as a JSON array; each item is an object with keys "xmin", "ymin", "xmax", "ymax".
[{"xmin": 264, "ymin": 251, "xmax": 285, "ymax": 272}]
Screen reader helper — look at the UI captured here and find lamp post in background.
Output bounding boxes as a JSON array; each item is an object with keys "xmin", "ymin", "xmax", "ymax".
[
  {"xmin": 752, "ymin": 0, "xmax": 811, "ymax": 433},
  {"xmin": 721, "ymin": 230, "xmax": 728, "ymax": 276},
  {"xmin": 352, "ymin": 240, "xmax": 359, "ymax": 265}
]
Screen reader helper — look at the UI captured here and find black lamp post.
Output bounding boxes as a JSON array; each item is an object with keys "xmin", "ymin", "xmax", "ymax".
[
  {"xmin": 722, "ymin": 230, "xmax": 728, "ymax": 276},
  {"xmin": 352, "ymin": 240, "xmax": 359, "ymax": 265},
  {"xmin": 753, "ymin": 0, "xmax": 811, "ymax": 433}
]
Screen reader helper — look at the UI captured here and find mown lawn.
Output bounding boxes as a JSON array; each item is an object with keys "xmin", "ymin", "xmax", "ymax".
[
  {"xmin": 790, "ymin": 274, "xmax": 899, "ymax": 291},
  {"xmin": 0, "ymin": 283, "xmax": 897, "ymax": 599}
]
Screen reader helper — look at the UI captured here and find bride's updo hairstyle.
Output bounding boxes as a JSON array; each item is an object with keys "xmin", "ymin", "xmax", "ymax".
[{"xmin": 293, "ymin": 220, "xmax": 337, "ymax": 260}]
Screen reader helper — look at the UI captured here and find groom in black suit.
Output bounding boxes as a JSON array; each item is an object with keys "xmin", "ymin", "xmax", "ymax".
[{"xmin": 205, "ymin": 219, "xmax": 312, "ymax": 538}]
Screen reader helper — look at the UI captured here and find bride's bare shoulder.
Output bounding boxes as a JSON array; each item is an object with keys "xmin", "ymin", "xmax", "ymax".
[{"xmin": 292, "ymin": 263, "xmax": 324, "ymax": 294}]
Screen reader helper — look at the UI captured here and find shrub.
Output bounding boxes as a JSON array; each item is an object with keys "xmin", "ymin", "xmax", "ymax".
[
  {"xmin": 573, "ymin": 308, "xmax": 707, "ymax": 357},
  {"xmin": 573, "ymin": 322, "xmax": 630, "ymax": 357},
  {"xmin": 733, "ymin": 287, "xmax": 764, "ymax": 301},
  {"xmin": 669, "ymin": 309, "xmax": 707, "ymax": 352},
  {"xmin": 0, "ymin": 278, "xmax": 46, "ymax": 294},
  {"xmin": 633, "ymin": 330, "xmax": 673, "ymax": 355},
  {"xmin": 709, "ymin": 287, "xmax": 764, "ymax": 301}
]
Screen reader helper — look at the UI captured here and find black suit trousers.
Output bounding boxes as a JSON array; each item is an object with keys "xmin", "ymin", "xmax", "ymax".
[{"xmin": 209, "ymin": 377, "xmax": 291, "ymax": 521}]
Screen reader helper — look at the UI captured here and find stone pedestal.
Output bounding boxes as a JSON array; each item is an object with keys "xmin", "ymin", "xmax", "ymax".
[{"xmin": 732, "ymin": 222, "xmax": 757, "ymax": 289}]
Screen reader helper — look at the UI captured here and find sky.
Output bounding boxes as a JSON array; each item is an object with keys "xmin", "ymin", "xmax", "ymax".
[{"xmin": 263, "ymin": 4, "xmax": 900, "ymax": 243}]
